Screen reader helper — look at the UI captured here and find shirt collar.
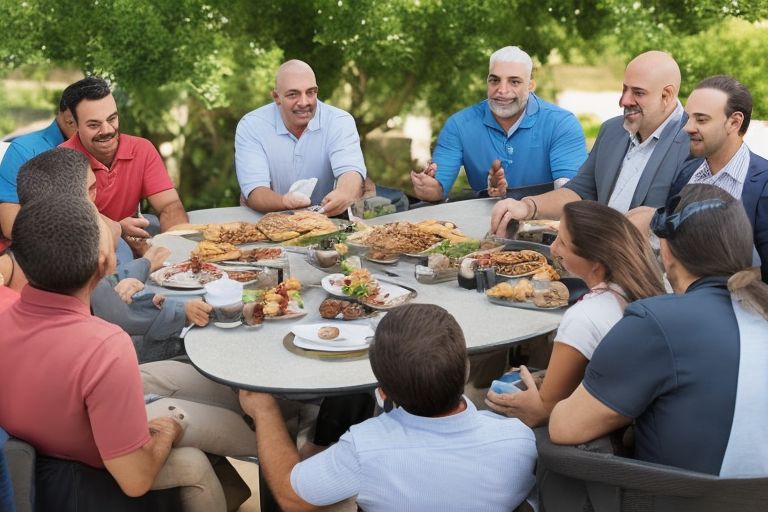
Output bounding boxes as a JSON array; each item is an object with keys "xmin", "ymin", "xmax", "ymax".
[
  {"xmin": 695, "ymin": 143, "xmax": 750, "ymax": 184},
  {"xmin": 43, "ymin": 119, "xmax": 66, "ymax": 146},
  {"xmin": 685, "ymin": 275, "xmax": 729, "ymax": 294},
  {"xmin": 387, "ymin": 395, "xmax": 479, "ymax": 431},
  {"xmin": 20, "ymin": 284, "xmax": 91, "ymax": 316},
  {"xmin": 627, "ymin": 100, "xmax": 683, "ymax": 146},
  {"xmin": 273, "ymin": 100, "xmax": 324, "ymax": 138},
  {"xmin": 72, "ymin": 133, "xmax": 135, "ymax": 171}
]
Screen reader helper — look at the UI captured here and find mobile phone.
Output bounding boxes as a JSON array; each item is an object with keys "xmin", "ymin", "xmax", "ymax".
[{"xmin": 490, "ymin": 379, "xmax": 527, "ymax": 394}]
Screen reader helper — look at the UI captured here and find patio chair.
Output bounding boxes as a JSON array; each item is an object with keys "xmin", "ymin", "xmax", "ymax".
[{"xmin": 534, "ymin": 428, "xmax": 768, "ymax": 512}]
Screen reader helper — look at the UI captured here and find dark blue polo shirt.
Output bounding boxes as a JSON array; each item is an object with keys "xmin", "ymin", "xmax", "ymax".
[{"xmin": 583, "ymin": 276, "xmax": 739, "ymax": 475}]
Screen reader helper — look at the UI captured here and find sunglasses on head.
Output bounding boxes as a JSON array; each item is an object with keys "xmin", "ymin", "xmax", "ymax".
[{"xmin": 650, "ymin": 195, "xmax": 727, "ymax": 239}]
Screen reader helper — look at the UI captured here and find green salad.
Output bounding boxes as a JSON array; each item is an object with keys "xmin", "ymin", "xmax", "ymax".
[{"xmin": 428, "ymin": 240, "xmax": 480, "ymax": 258}]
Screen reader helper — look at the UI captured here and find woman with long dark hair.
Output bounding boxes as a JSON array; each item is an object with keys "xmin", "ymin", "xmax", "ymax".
[{"xmin": 486, "ymin": 200, "xmax": 664, "ymax": 427}]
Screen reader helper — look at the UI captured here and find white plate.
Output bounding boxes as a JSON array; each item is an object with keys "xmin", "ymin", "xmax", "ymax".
[
  {"xmin": 150, "ymin": 265, "xmax": 223, "ymax": 289},
  {"xmin": 320, "ymin": 273, "xmax": 415, "ymax": 309},
  {"xmin": 291, "ymin": 323, "xmax": 373, "ymax": 345},
  {"xmin": 292, "ymin": 336, "xmax": 370, "ymax": 352}
]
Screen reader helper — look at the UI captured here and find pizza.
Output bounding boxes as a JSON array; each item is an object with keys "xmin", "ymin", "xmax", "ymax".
[{"xmin": 191, "ymin": 240, "xmax": 242, "ymax": 263}]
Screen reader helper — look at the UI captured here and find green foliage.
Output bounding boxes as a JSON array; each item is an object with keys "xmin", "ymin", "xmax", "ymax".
[{"xmin": 1, "ymin": 0, "xmax": 767, "ymax": 208}]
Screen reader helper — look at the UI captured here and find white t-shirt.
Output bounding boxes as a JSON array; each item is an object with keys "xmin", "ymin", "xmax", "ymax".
[{"xmin": 555, "ymin": 283, "xmax": 626, "ymax": 360}]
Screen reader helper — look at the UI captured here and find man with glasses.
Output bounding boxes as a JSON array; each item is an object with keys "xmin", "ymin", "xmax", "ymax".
[
  {"xmin": 411, "ymin": 46, "xmax": 586, "ymax": 202},
  {"xmin": 550, "ymin": 184, "xmax": 768, "ymax": 477}
]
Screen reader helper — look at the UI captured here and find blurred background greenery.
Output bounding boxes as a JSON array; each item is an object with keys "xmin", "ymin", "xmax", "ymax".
[{"xmin": 1, "ymin": 0, "xmax": 767, "ymax": 208}]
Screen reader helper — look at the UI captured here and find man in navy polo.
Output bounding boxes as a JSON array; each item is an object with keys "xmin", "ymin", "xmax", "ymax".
[
  {"xmin": 0, "ymin": 87, "xmax": 77, "ymax": 240},
  {"xmin": 410, "ymin": 46, "xmax": 587, "ymax": 202}
]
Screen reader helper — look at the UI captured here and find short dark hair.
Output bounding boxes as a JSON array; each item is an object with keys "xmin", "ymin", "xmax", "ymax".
[
  {"xmin": 696, "ymin": 75, "xmax": 752, "ymax": 135},
  {"xmin": 17, "ymin": 148, "xmax": 90, "ymax": 205},
  {"xmin": 369, "ymin": 304, "xmax": 467, "ymax": 417},
  {"xmin": 12, "ymin": 196, "xmax": 100, "ymax": 293},
  {"xmin": 61, "ymin": 76, "xmax": 111, "ymax": 123}
]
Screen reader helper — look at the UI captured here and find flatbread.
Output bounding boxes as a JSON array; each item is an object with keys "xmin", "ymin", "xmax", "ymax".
[
  {"xmin": 191, "ymin": 240, "xmax": 242, "ymax": 263},
  {"xmin": 203, "ymin": 222, "xmax": 268, "ymax": 244},
  {"xmin": 256, "ymin": 211, "xmax": 336, "ymax": 242}
]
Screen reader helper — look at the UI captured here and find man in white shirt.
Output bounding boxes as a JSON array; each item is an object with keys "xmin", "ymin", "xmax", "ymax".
[{"xmin": 490, "ymin": 51, "xmax": 692, "ymax": 235}]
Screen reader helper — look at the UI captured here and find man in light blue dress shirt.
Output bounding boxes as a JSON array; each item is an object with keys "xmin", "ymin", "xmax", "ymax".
[
  {"xmin": 235, "ymin": 60, "xmax": 366, "ymax": 217},
  {"xmin": 240, "ymin": 304, "xmax": 537, "ymax": 512}
]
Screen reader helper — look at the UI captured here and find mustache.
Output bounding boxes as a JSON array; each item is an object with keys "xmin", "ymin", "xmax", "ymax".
[
  {"xmin": 93, "ymin": 132, "xmax": 117, "ymax": 142},
  {"xmin": 623, "ymin": 107, "xmax": 641, "ymax": 116}
]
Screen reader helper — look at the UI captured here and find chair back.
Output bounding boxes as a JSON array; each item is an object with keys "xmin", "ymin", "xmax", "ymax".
[
  {"xmin": 2, "ymin": 430, "xmax": 35, "ymax": 512},
  {"xmin": 535, "ymin": 428, "xmax": 768, "ymax": 512}
]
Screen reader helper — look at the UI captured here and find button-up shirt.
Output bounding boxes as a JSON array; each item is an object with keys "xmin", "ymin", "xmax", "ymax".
[
  {"xmin": 235, "ymin": 100, "xmax": 367, "ymax": 206},
  {"xmin": 687, "ymin": 143, "xmax": 750, "ymax": 199},
  {"xmin": 608, "ymin": 102, "xmax": 684, "ymax": 212}
]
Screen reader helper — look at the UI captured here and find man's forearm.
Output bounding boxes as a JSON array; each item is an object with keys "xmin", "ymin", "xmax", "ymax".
[
  {"xmin": 529, "ymin": 187, "xmax": 581, "ymax": 220},
  {"xmin": 252, "ymin": 396, "xmax": 315, "ymax": 512},
  {"xmin": 335, "ymin": 171, "xmax": 364, "ymax": 198},
  {"xmin": 246, "ymin": 187, "xmax": 288, "ymax": 213},
  {"xmin": 158, "ymin": 201, "xmax": 189, "ymax": 232}
]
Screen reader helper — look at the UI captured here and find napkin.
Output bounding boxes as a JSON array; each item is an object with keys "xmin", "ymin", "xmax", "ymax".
[
  {"xmin": 288, "ymin": 178, "xmax": 318, "ymax": 204},
  {"xmin": 204, "ymin": 277, "xmax": 243, "ymax": 306}
]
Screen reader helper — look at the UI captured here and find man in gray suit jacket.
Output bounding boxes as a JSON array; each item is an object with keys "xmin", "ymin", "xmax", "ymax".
[{"xmin": 491, "ymin": 51, "xmax": 692, "ymax": 235}]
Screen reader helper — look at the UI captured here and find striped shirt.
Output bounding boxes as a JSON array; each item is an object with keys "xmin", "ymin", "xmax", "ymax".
[
  {"xmin": 687, "ymin": 143, "xmax": 750, "ymax": 199},
  {"xmin": 608, "ymin": 102, "xmax": 684, "ymax": 213}
]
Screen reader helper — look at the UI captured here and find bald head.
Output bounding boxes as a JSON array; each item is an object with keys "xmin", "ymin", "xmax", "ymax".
[
  {"xmin": 626, "ymin": 51, "xmax": 681, "ymax": 95},
  {"xmin": 272, "ymin": 60, "xmax": 319, "ymax": 138},
  {"xmin": 620, "ymin": 51, "xmax": 681, "ymax": 141},
  {"xmin": 275, "ymin": 60, "xmax": 316, "ymax": 92}
]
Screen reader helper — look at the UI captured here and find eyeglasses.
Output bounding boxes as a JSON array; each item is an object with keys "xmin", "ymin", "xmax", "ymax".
[{"xmin": 650, "ymin": 195, "xmax": 727, "ymax": 238}]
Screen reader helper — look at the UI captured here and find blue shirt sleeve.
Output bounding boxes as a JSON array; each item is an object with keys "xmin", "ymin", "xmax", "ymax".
[
  {"xmin": 549, "ymin": 113, "xmax": 587, "ymax": 181},
  {"xmin": 582, "ymin": 302, "xmax": 676, "ymax": 418},
  {"xmin": 432, "ymin": 116, "xmax": 465, "ymax": 199},
  {"xmin": 327, "ymin": 113, "xmax": 367, "ymax": 180},
  {"xmin": 0, "ymin": 143, "xmax": 33, "ymax": 203},
  {"xmin": 234, "ymin": 116, "xmax": 272, "ymax": 199},
  {"xmin": 290, "ymin": 432, "xmax": 361, "ymax": 506}
]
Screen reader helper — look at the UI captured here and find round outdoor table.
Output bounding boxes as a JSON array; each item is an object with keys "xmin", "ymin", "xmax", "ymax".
[{"xmin": 158, "ymin": 199, "xmax": 564, "ymax": 397}]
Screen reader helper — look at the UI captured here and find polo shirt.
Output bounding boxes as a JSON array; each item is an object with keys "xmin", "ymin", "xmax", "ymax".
[
  {"xmin": 0, "ymin": 286, "xmax": 150, "ymax": 468},
  {"xmin": 0, "ymin": 119, "xmax": 65, "ymax": 203},
  {"xmin": 432, "ymin": 94, "xmax": 587, "ymax": 197},
  {"xmin": 583, "ymin": 277, "xmax": 740, "ymax": 474},
  {"xmin": 291, "ymin": 397, "xmax": 536, "ymax": 511},
  {"xmin": 235, "ymin": 100, "xmax": 367, "ymax": 206},
  {"xmin": 60, "ymin": 133, "xmax": 175, "ymax": 221},
  {"xmin": 0, "ymin": 285, "xmax": 18, "ymax": 313}
]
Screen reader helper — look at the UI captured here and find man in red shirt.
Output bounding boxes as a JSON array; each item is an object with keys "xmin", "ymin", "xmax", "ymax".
[
  {"xmin": 60, "ymin": 76, "xmax": 188, "ymax": 243},
  {"xmin": 0, "ymin": 197, "xmax": 225, "ymax": 511}
]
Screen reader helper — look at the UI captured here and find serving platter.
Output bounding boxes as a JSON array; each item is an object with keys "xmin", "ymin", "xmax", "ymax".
[
  {"xmin": 487, "ymin": 277, "xmax": 589, "ymax": 311},
  {"xmin": 150, "ymin": 262, "xmax": 223, "ymax": 289}
]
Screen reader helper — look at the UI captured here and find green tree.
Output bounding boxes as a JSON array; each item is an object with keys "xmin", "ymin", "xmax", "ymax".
[{"xmin": 1, "ymin": 0, "xmax": 766, "ymax": 208}]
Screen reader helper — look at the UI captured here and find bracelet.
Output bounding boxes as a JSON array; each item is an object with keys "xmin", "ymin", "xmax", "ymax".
[{"xmin": 523, "ymin": 198, "xmax": 538, "ymax": 220}]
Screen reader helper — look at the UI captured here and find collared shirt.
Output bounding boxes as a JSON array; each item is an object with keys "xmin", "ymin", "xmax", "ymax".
[
  {"xmin": 608, "ymin": 102, "xmax": 684, "ymax": 212},
  {"xmin": 0, "ymin": 120, "xmax": 65, "ymax": 203},
  {"xmin": 0, "ymin": 286, "xmax": 150, "ymax": 468},
  {"xmin": 235, "ymin": 100, "xmax": 367, "ymax": 206},
  {"xmin": 433, "ymin": 94, "xmax": 587, "ymax": 196},
  {"xmin": 583, "ymin": 276, "xmax": 746, "ymax": 475},
  {"xmin": 291, "ymin": 396, "xmax": 536, "ymax": 511},
  {"xmin": 687, "ymin": 143, "xmax": 750, "ymax": 199},
  {"xmin": 60, "ymin": 133, "xmax": 174, "ymax": 221}
]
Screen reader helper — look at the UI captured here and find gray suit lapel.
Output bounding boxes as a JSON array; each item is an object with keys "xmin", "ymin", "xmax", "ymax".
[
  {"xmin": 631, "ymin": 113, "xmax": 687, "ymax": 206},
  {"xmin": 598, "ymin": 128, "xmax": 631, "ymax": 202}
]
